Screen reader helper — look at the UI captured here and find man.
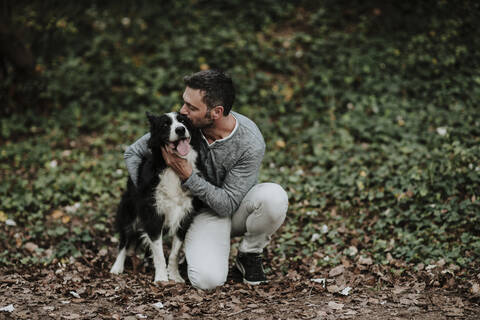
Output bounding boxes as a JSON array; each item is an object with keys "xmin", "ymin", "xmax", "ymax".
[{"xmin": 124, "ymin": 69, "xmax": 288, "ymax": 290}]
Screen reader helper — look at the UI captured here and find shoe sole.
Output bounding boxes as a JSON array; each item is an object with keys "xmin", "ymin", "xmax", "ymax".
[{"xmin": 235, "ymin": 259, "xmax": 268, "ymax": 285}]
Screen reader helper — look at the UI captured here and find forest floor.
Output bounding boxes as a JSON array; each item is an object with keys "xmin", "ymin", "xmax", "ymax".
[{"xmin": 1, "ymin": 249, "xmax": 479, "ymax": 320}]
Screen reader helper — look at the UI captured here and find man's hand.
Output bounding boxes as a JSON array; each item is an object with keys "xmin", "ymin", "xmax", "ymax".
[{"xmin": 161, "ymin": 146, "xmax": 193, "ymax": 181}]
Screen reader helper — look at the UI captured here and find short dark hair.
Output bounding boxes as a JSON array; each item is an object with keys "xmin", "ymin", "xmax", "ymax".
[{"xmin": 183, "ymin": 69, "xmax": 235, "ymax": 116}]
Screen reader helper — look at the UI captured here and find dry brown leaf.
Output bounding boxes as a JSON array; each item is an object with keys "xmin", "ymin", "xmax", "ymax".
[
  {"xmin": 253, "ymin": 308, "xmax": 266, "ymax": 314},
  {"xmin": 15, "ymin": 236, "xmax": 23, "ymax": 248},
  {"xmin": 0, "ymin": 211, "xmax": 7, "ymax": 222},
  {"xmin": 24, "ymin": 242, "xmax": 38, "ymax": 253},
  {"xmin": 399, "ymin": 298, "xmax": 414, "ymax": 305},
  {"xmin": 471, "ymin": 282, "xmax": 480, "ymax": 295},
  {"xmin": 358, "ymin": 256, "xmax": 373, "ymax": 265},
  {"xmin": 276, "ymin": 139, "xmax": 286, "ymax": 148},
  {"xmin": 443, "ymin": 307, "xmax": 464, "ymax": 317},
  {"xmin": 328, "ymin": 301, "xmax": 344, "ymax": 310},
  {"xmin": 51, "ymin": 210, "xmax": 64, "ymax": 219},
  {"xmin": 329, "ymin": 265, "xmax": 345, "ymax": 277},
  {"xmin": 327, "ymin": 285, "xmax": 341, "ymax": 293},
  {"xmin": 392, "ymin": 286, "xmax": 409, "ymax": 295},
  {"xmin": 368, "ymin": 298, "xmax": 380, "ymax": 304}
]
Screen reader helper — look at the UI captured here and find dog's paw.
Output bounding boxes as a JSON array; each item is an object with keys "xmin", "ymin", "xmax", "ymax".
[
  {"xmin": 168, "ymin": 267, "xmax": 185, "ymax": 283},
  {"xmin": 110, "ymin": 264, "xmax": 124, "ymax": 275},
  {"xmin": 168, "ymin": 273, "xmax": 185, "ymax": 283},
  {"xmin": 154, "ymin": 273, "xmax": 169, "ymax": 283}
]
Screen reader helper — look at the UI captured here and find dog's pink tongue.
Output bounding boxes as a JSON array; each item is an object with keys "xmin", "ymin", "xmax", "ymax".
[{"xmin": 176, "ymin": 140, "xmax": 190, "ymax": 156}]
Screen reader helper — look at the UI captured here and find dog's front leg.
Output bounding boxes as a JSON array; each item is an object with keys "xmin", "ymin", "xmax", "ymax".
[
  {"xmin": 110, "ymin": 247, "xmax": 127, "ymax": 274},
  {"xmin": 150, "ymin": 235, "xmax": 168, "ymax": 282},
  {"xmin": 167, "ymin": 236, "xmax": 185, "ymax": 283}
]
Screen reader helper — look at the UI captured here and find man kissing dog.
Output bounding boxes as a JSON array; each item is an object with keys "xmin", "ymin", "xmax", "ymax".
[{"xmin": 118, "ymin": 69, "xmax": 289, "ymax": 290}]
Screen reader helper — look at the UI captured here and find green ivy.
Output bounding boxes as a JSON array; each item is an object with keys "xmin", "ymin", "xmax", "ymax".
[{"xmin": 1, "ymin": 1, "xmax": 479, "ymax": 268}]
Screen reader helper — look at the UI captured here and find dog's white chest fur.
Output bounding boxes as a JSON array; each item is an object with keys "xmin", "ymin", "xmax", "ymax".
[{"xmin": 154, "ymin": 150, "xmax": 198, "ymax": 235}]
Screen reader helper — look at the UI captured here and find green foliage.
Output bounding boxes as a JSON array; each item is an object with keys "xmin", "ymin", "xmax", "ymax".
[{"xmin": 1, "ymin": 1, "xmax": 479, "ymax": 269}]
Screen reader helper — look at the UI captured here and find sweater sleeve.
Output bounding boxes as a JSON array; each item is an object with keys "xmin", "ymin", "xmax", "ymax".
[
  {"xmin": 124, "ymin": 133, "xmax": 151, "ymax": 187},
  {"xmin": 183, "ymin": 146, "xmax": 265, "ymax": 217}
]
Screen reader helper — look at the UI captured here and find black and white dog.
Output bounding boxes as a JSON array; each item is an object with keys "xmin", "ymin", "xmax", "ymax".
[{"xmin": 110, "ymin": 112, "xmax": 204, "ymax": 282}]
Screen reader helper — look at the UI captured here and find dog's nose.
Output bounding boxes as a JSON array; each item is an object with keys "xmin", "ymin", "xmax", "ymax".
[{"xmin": 175, "ymin": 126, "xmax": 186, "ymax": 136}]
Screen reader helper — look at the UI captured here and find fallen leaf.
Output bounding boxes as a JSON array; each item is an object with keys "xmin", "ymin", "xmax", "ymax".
[
  {"xmin": 368, "ymin": 298, "xmax": 380, "ymax": 304},
  {"xmin": 340, "ymin": 287, "xmax": 352, "ymax": 296},
  {"xmin": 443, "ymin": 307, "xmax": 463, "ymax": 317},
  {"xmin": 252, "ymin": 308, "xmax": 266, "ymax": 314},
  {"xmin": 471, "ymin": 282, "xmax": 480, "ymax": 295},
  {"xmin": 51, "ymin": 210, "xmax": 64, "ymax": 219},
  {"xmin": 15, "ymin": 235, "xmax": 22, "ymax": 248},
  {"xmin": 329, "ymin": 265, "xmax": 345, "ymax": 277},
  {"xmin": 399, "ymin": 298, "xmax": 414, "ymax": 305},
  {"xmin": 328, "ymin": 301, "xmax": 344, "ymax": 310},
  {"xmin": 436, "ymin": 258, "xmax": 446, "ymax": 267},
  {"xmin": 316, "ymin": 310, "xmax": 328, "ymax": 317},
  {"xmin": 327, "ymin": 285, "xmax": 341, "ymax": 293},
  {"xmin": 320, "ymin": 224, "xmax": 329, "ymax": 233},
  {"xmin": 310, "ymin": 278, "xmax": 326, "ymax": 287},
  {"xmin": 276, "ymin": 140, "xmax": 286, "ymax": 148},
  {"xmin": 392, "ymin": 286, "xmax": 409, "ymax": 295},
  {"xmin": 348, "ymin": 246, "xmax": 358, "ymax": 256},
  {"xmin": 24, "ymin": 242, "xmax": 38, "ymax": 253},
  {"xmin": 358, "ymin": 256, "xmax": 373, "ymax": 265},
  {"xmin": 190, "ymin": 292, "xmax": 204, "ymax": 303},
  {"xmin": 0, "ymin": 304, "xmax": 14, "ymax": 312},
  {"xmin": 0, "ymin": 211, "xmax": 7, "ymax": 222}
]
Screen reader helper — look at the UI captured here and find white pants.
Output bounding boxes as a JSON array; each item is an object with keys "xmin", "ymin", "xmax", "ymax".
[{"xmin": 184, "ymin": 183, "xmax": 288, "ymax": 290}]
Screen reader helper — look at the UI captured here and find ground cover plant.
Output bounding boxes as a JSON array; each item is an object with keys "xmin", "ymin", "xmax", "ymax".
[{"xmin": 1, "ymin": 0, "xmax": 479, "ymax": 318}]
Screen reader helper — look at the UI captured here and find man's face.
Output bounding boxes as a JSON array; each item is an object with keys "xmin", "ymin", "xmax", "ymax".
[{"xmin": 180, "ymin": 87, "xmax": 214, "ymax": 129}]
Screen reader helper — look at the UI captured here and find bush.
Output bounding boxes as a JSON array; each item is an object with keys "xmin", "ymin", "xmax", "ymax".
[{"xmin": 1, "ymin": 1, "xmax": 479, "ymax": 268}]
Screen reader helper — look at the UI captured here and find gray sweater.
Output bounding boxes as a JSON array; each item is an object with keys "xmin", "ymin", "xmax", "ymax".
[{"xmin": 124, "ymin": 112, "xmax": 266, "ymax": 217}]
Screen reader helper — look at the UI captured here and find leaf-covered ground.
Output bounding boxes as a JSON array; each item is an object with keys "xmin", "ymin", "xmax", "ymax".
[
  {"xmin": 1, "ymin": 253, "xmax": 479, "ymax": 319},
  {"xmin": 1, "ymin": 1, "xmax": 480, "ymax": 318}
]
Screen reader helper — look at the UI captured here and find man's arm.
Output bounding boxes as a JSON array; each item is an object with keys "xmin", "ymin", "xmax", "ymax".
[
  {"xmin": 124, "ymin": 133, "xmax": 151, "ymax": 187},
  {"xmin": 183, "ymin": 147, "xmax": 265, "ymax": 217}
]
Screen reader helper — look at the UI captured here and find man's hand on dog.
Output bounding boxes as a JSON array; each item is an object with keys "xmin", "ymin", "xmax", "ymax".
[{"xmin": 162, "ymin": 146, "xmax": 193, "ymax": 181}]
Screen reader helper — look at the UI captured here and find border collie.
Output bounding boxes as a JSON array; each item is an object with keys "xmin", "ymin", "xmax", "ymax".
[{"xmin": 110, "ymin": 112, "xmax": 204, "ymax": 282}]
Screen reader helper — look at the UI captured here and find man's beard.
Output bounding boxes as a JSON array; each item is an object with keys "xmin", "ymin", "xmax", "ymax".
[{"xmin": 195, "ymin": 110, "xmax": 214, "ymax": 129}]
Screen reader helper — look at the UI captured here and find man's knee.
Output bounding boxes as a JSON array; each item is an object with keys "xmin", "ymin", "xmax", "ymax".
[
  {"xmin": 188, "ymin": 265, "xmax": 227, "ymax": 290},
  {"xmin": 250, "ymin": 183, "xmax": 288, "ymax": 223}
]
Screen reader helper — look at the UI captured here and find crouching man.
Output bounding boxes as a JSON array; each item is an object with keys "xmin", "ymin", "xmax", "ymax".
[{"xmin": 125, "ymin": 69, "xmax": 288, "ymax": 290}]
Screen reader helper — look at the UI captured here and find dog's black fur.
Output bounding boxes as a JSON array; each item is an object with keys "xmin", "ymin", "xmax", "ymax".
[{"xmin": 110, "ymin": 112, "xmax": 205, "ymax": 282}]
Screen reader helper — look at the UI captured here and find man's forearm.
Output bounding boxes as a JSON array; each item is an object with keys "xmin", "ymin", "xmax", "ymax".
[
  {"xmin": 124, "ymin": 133, "xmax": 151, "ymax": 186},
  {"xmin": 183, "ymin": 173, "xmax": 241, "ymax": 217}
]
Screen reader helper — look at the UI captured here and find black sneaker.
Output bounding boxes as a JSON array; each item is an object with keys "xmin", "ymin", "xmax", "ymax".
[{"xmin": 235, "ymin": 252, "xmax": 268, "ymax": 285}]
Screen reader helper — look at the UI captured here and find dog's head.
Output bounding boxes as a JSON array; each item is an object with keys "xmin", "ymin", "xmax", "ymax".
[{"xmin": 146, "ymin": 112, "xmax": 194, "ymax": 157}]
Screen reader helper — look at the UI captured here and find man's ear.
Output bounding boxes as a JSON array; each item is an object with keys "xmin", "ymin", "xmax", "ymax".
[{"xmin": 210, "ymin": 106, "xmax": 224, "ymax": 120}]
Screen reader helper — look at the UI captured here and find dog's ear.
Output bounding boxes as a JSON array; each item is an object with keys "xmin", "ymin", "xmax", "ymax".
[{"xmin": 146, "ymin": 112, "xmax": 157, "ymax": 130}]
